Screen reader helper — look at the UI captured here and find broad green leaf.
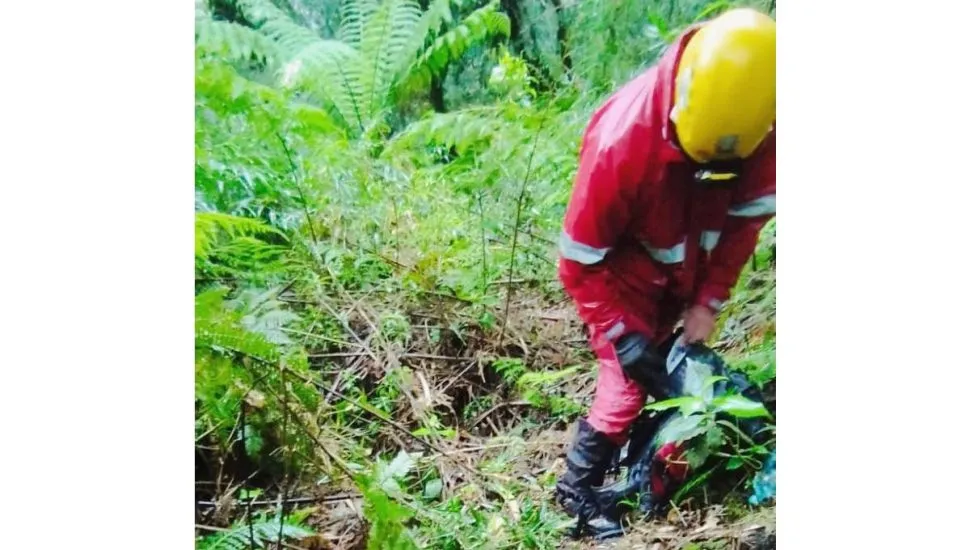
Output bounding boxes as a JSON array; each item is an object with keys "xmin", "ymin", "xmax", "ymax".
[
  {"xmin": 702, "ymin": 375, "xmax": 729, "ymax": 390},
  {"xmin": 423, "ymin": 478, "xmax": 443, "ymax": 500},
  {"xmin": 712, "ymin": 394, "xmax": 772, "ymax": 419},
  {"xmin": 705, "ymin": 424, "xmax": 725, "ymax": 448},
  {"xmin": 658, "ymin": 414, "xmax": 708, "ymax": 444},
  {"xmin": 726, "ymin": 456, "xmax": 745, "ymax": 471},
  {"xmin": 643, "ymin": 396, "xmax": 705, "ymax": 415},
  {"xmin": 386, "ymin": 449, "xmax": 415, "ymax": 480}
]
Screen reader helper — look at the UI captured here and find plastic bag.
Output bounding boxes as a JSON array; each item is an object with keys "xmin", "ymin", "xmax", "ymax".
[{"xmin": 749, "ymin": 449, "xmax": 776, "ymax": 505}]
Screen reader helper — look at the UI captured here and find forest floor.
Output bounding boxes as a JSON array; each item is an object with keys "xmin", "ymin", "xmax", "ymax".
[
  {"xmin": 197, "ymin": 288, "xmax": 776, "ymax": 549},
  {"xmin": 294, "ymin": 422, "xmax": 776, "ymax": 549}
]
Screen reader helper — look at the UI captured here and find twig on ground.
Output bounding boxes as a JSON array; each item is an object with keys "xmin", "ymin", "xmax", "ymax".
[
  {"xmin": 436, "ymin": 361, "xmax": 479, "ymax": 396},
  {"xmin": 197, "ymin": 494, "xmax": 357, "ymax": 508},
  {"xmin": 309, "ymin": 351, "xmax": 469, "ymax": 362},
  {"xmin": 281, "ymin": 327, "xmax": 360, "ymax": 349},
  {"xmin": 470, "ymin": 400, "xmax": 533, "ymax": 427},
  {"xmin": 314, "ymin": 296, "xmax": 379, "ymax": 362},
  {"xmin": 424, "ymin": 442, "xmax": 517, "ymax": 460},
  {"xmin": 281, "ymin": 365, "xmax": 484, "ymax": 481}
]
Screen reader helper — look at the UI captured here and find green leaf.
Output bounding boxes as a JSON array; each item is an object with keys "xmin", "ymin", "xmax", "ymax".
[
  {"xmin": 705, "ymin": 424, "xmax": 725, "ymax": 449},
  {"xmin": 423, "ymin": 478, "xmax": 443, "ymax": 500},
  {"xmin": 702, "ymin": 375, "xmax": 729, "ymax": 390},
  {"xmin": 686, "ymin": 445, "xmax": 710, "ymax": 469},
  {"xmin": 241, "ymin": 424, "xmax": 265, "ymax": 458},
  {"xmin": 726, "ymin": 456, "xmax": 745, "ymax": 471},
  {"xmin": 658, "ymin": 414, "xmax": 708, "ymax": 444},
  {"xmin": 385, "ymin": 450, "xmax": 415, "ymax": 480},
  {"xmin": 643, "ymin": 396, "xmax": 705, "ymax": 415},
  {"xmin": 712, "ymin": 394, "xmax": 772, "ymax": 419}
]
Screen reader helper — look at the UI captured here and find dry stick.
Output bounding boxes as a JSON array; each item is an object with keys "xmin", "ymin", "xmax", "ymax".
[
  {"xmin": 424, "ymin": 442, "xmax": 517, "ymax": 460},
  {"xmin": 308, "ymin": 351, "xmax": 468, "ymax": 362},
  {"xmin": 315, "ymin": 297, "xmax": 379, "ymax": 362},
  {"xmin": 275, "ymin": 132, "xmax": 320, "ymax": 248},
  {"xmin": 281, "ymin": 327, "xmax": 360, "ymax": 349},
  {"xmin": 223, "ymin": 348, "xmax": 358, "ymax": 484},
  {"xmin": 254, "ymin": 372, "xmax": 358, "ymax": 482},
  {"xmin": 197, "ymin": 494, "xmax": 357, "ymax": 508},
  {"xmin": 477, "ymin": 190, "xmax": 488, "ymax": 293},
  {"xmin": 436, "ymin": 361, "xmax": 478, "ymax": 396},
  {"xmin": 286, "ymin": 365, "xmax": 437, "ymax": 452},
  {"xmin": 255, "ymin": 381, "xmax": 477, "ymax": 531},
  {"xmin": 470, "ymin": 400, "xmax": 532, "ymax": 428},
  {"xmin": 196, "ymin": 418, "xmax": 224, "ymax": 444},
  {"xmin": 276, "ymin": 359, "xmax": 290, "ymax": 550},
  {"xmin": 240, "ymin": 401, "xmax": 256, "ymax": 550},
  {"xmin": 498, "ymin": 117, "xmax": 546, "ymax": 345},
  {"xmin": 282, "ymin": 365, "xmax": 485, "ymax": 482}
]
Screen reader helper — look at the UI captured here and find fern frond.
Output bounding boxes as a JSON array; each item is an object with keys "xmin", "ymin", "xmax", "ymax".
[
  {"xmin": 397, "ymin": 1, "xmax": 510, "ymax": 99},
  {"xmin": 196, "ymin": 288, "xmax": 281, "ymax": 362},
  {"xmin": 396, "ymin": 0, "xmax": 453, "ymax": 68},
  {"xmin": 337, "ymin": 0, "xmax": 382, "ymax": 47},
  {"xmin": 281, "ymin": 39, "xmax": 365, "ymax": 130},
  {"xmin": 196, "ymin": 18, "xmax": 280, "ymax": 66},
  {"xmin": 197, "ymin": 513, "xmax": 314, "ymax": 550},
  {"xmin": 196, "ymin": 212, "xmax": 285, "ymax": 262},
  {"xmin": 234, "ymin": 0, "xmax": 323, "ymax": 57},
  {"xmin": 358, "ymin": 0, "xmax": 423, "ymax": 117},
  {"xmin": 385, "ymin": 105, "xmax": 505, "ymax": 155}
]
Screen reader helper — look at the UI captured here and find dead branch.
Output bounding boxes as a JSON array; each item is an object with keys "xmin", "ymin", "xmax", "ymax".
[
  {"xmin": 197, "ymin": 494, "xmax": 357, "ymax": 508},
  {"xmin": 470, "ymin": 400, "xmax": 533, "ymax": 427}
]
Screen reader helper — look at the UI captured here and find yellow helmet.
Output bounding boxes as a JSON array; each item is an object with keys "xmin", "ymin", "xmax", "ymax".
[{"xmin": 670, "ymin": 9, "xmax": 776, "ymax": 163}]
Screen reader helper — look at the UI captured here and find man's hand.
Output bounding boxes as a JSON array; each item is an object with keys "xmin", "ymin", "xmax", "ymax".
[{"xmin": 682, "ymin": 305, "xmax": 716, "ymax": 344}]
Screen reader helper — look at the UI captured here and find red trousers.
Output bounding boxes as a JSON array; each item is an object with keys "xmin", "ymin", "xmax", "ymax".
[{"xmin": 585, "ymin": 295, "xmax": 686, "ymax": 444}]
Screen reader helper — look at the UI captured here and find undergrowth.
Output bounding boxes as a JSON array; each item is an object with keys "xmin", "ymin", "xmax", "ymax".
[{"xmin": 194, "ymin": 0, "xmax": 777, "ymax": 548}]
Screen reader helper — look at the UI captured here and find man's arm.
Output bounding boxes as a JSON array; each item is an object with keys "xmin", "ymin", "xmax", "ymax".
[
  {"xmin": 693, "ymin": 133, "xmax": 776, "ymax": 314},
  {"xmin": 558, "ymin": 103, "xmax": 653, "ymax": 344}
]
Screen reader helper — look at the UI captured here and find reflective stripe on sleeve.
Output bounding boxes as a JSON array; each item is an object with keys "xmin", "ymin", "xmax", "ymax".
[
  {"xmin": 642, "ymin": 239, "xmax": 686, "ymax": 264},
  {"xmin": 559, "ymin": 231, "xmax": 611, "ymax": 265},
  {"xmin": 604, "ymin": 321, "xmax": 626, "ymax": 342},
  {"xmin": 728, "ymin": 194, "xmax": 776, "ymax": 217}
]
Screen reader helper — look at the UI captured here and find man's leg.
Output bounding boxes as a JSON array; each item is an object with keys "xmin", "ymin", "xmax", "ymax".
[
  {"xmin": 556, "ymin": 340, "xmax": 647, "ymax": 539},
  {"xmin": 587, "ymin": 345, "xmax": 649, "ymax": 442}
]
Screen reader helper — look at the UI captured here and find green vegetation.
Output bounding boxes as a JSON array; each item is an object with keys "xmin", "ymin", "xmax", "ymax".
[{"xmin": 194, "ymin": 0, "xmax": 777, "ymax": 547}]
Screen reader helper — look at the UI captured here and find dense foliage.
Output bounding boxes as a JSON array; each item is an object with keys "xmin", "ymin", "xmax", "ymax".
[{"xmin": 194, "ymin": 0, "xmax": 777, "ymax": 548}]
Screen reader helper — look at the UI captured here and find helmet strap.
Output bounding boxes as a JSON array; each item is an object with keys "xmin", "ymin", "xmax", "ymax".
[{"xmin": 693, "ymin": 160, "xmax": 742, "ymax": 187}]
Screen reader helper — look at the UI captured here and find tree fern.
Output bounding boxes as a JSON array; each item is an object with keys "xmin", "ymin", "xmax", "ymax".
[{"xmin": 228, "ymin": 0, "xmax": 510, "ymax": 134}]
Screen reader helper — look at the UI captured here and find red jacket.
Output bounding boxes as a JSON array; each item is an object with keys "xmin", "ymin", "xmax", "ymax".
[{"xmin": 558, "ymin": 27, "xmax": 776, "ymax": 344}]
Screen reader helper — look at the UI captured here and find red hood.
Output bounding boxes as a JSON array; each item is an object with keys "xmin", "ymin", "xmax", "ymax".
[{"xmin": 653, "ymin": 25, "xmax": 703, "ymax": 164}]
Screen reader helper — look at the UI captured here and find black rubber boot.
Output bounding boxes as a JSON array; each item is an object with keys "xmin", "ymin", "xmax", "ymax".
[{"xmin": 555, "ymin": 418, "xmax": 624, "ymax": 540}]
